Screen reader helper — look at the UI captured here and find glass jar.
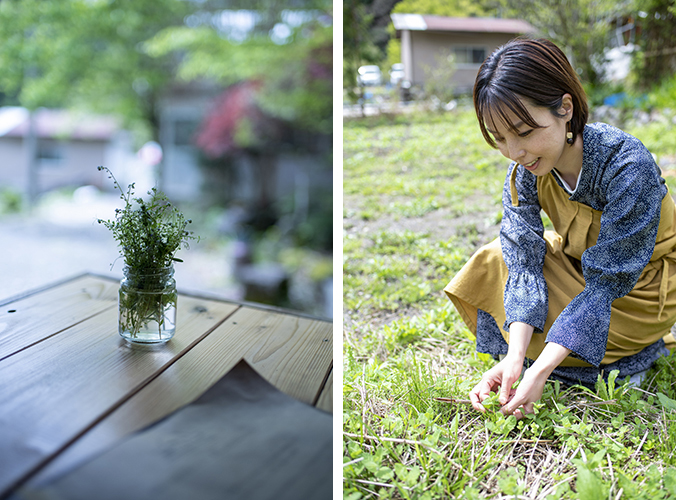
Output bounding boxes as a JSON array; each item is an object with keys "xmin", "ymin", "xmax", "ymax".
[{"xmin": 118, "ymin": 265, "xmax": 177, "ymax": 343}]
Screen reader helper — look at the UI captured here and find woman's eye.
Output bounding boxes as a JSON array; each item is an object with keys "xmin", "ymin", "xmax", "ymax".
[
  {"xmin": 494, "ymin": 136, "xmax": 505, "ymax": 143},
  {"xmin": 518, "ymin": 129, "xmax": 533, "ymax": 138}
]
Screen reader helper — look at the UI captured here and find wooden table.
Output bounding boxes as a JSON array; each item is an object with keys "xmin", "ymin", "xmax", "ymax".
[{"xmin": 0, "ymin": 274, "xmax": 333, "ymax": 499}]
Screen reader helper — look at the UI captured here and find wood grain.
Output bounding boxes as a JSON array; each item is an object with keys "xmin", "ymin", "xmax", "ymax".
[
  {"xmin": 30, "ymin": 307, "xmax": 333, "ymax": 486},
  {"xmin": 241, "ymin": 307, "xmax": 333, "ymax": 405},
  {"xmin": 0, "ymin": 293, "xmax": 238, "ymax": 498},
  {"xmin": 0, "ymin": 276, "xmax": 118, "ymax": 361},
  {"xmin": 315, "ymin": 370, "xmax": 333, "ymax": 413},
  {"xmin": 315, "ymin": 368, "xmax": 333, "ymax": 413}
]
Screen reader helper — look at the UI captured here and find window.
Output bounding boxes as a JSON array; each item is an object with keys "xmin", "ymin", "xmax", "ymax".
[
  {"xmin": 37, "ymin": 139, "xmax": 65, "ymax": 168},
  {"xmin": 453, "ymin": 46, "xmax": 487, "ymax": 66}
]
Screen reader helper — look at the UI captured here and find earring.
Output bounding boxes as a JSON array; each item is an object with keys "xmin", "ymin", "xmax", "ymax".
[{"xmin": 566, "ymin": 122, "xmax": 574, "ymax": 145}]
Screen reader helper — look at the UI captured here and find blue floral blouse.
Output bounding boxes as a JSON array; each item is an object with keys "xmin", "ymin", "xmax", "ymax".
[{"xmin": 501, "ymin": 122, "xmax": 668, "ymax": 367}]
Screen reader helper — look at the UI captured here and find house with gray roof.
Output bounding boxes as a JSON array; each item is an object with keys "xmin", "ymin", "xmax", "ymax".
[
  {"xmin": 0, "ymin": 107, "xmax": 131, "ymax": 200},
  {"xmin": 391, "ymin": 14, "xmax": 536, "ymax": 93}
]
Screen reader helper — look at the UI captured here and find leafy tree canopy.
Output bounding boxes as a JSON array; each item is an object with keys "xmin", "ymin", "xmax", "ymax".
[
  {"xmin": 0, "ymin": 0, "xmax": 191, "ymax": 141},
  {"xmin": 0, "ymin": 0, "xmax": 331, "ymax": 141},
  {"xmin": 144, "ymin": 0, "xmax": 332, "ymax": 134},
  {"xmin": 632, "ymin": 0, "xmax": 676, "ymax": 88},
  {"xmin": 497, "ymin": 0, "xmax": 633, "ymax": 86},
  {"xmin": 392, "ymin": 0, "xmax": 495, "ymax": 17}
]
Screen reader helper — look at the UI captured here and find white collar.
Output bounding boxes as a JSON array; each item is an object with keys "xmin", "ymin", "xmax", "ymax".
[{"xmin": 552, "ymin": 168, "xmax": 578, "ymax": 195}]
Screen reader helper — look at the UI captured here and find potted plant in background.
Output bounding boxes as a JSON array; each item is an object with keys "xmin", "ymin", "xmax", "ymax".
[{"xmin": 97, "ymin": 166, "xmax": 197, "ymax": 344}]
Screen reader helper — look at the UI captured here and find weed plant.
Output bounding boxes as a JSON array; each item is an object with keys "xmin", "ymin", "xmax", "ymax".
[
  {"xmin": 97, "ymin": 166, "xmax": 197, "ymax": 338},
  {"xmin": 344, "ymin": 106, "xmax": 676, "ymax": 498}
]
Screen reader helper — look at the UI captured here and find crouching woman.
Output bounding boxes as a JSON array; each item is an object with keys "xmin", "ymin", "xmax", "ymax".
[{"xmin": 444, "ymin": 38, "xmax": 676, "ymax": 418}]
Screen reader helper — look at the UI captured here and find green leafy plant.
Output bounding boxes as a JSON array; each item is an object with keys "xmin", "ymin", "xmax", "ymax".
[{"xmin": 97, "ymin": 166, "xmax": 197, "ymax": 338}]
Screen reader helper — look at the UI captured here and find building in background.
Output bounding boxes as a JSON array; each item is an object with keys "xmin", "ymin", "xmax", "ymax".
[
  {"xmin": 391, "ymin": 14, "xmax": 536, "ymax": 93},
  {"xmin": 0, "ymin": 107, "xmax": 133, "ymax": 200}
]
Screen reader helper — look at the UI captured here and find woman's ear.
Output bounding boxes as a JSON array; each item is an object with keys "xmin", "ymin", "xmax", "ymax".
[{"xmin": 560, "ymin": 93, "xmax": 574, "ymax": 119}]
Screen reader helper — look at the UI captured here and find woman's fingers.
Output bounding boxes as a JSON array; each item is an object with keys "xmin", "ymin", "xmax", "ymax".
[
  {"xmin": 498, "ymin": 375, "xmax": 516, "ymax": 405},
  {"xmin": 469, "ymin": 380, "xmax": 491, "ymax": 412},
  {"xmin": 469, "ymin": 388, "xmax": 485, "ymax": 412},
  {"xmin": 501, "ymin": 373, "xmax": 540, "ymax": 417},
  {"xmin": 469, "ymin": 372, "xmax": 500, "ymax": 412},
  {"xmin": 504, "ymin": 402, "xmax": 534, "ymax": 419}
]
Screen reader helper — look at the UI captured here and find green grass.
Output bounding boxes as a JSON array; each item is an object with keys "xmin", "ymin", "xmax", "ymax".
[
  {"xmin": 343, "ymin": 105, "xmax": 676, "ymax": 499},
  {"xmin": 343, "ymin": 111, "xmax": 504, "ymax": 223}
]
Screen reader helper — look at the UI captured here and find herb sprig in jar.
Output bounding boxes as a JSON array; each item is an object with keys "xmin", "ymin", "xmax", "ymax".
[{"xmin": 97, "ymin": 165, "xmax": 198, "ymax": 342}]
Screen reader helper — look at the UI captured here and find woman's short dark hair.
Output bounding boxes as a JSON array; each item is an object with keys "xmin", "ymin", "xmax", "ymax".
[{"xmin": 473, "ymin": 37, "xmax": 588, "ymax": 148}]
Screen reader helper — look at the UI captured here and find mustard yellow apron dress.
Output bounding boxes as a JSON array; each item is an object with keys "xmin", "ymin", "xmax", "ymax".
[{"xmin": 444, "ymin": 171, "xmax": 676, "ymax": 367}]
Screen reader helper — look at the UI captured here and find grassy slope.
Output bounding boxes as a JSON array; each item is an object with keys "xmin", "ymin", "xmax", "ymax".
[{"xmin": 343, "ymin": 106, "xmax": 676, "ymax": 499}]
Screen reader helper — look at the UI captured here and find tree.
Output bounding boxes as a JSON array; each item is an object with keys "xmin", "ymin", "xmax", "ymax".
[
  {"xmin": 144, "ymin": 0, "xmax": 333, "ymax": 246},
  {"xmin": 343, "ymin": 0, "xmax": 401, "ymax": 103},
  {"xmin": 144, "ymin": 0, "xmax": 332, "ymax": 135},
  {"xmin": 633, "ymin": 0, "xmax": 676, "ymax": 88},
  {"xmin": 343, "ymin": 0, "xmax": 379, "ymax": 103},
  {"xmin": 497, "ymin": 0, "xmax": 632, "ymax": 87},
  {"xmin": 0, "ymin": 0, "xmax": 192, "ymax": 142},
  {"xmin": 391, "ymin": 0, "xmax": 494, "ymax": 17}
]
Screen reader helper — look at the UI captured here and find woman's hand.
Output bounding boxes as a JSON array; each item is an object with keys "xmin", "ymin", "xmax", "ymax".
[
  {"xmin": 469, "ymin": 331, "xmax": 572, "ymax": 418},
  {"xmin": 469, "ymin": 354, "xmax": 524, "ymax": 412},
  {"xmin": 499, "ymin": 366, "xmax": 548, "ymax": 418},
  {"xmin": 469, "ymin": 321, "xmax": 534, "ymax": 413},
  {"xmin": 500, "ymin": 341, "xmax": 572, "ymax": 419}
]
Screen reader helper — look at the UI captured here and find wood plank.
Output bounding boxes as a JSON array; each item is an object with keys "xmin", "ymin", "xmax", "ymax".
[
  {"xmin": 0, "ymin": 294, "xmax": 238, "ymax": 498},
  {"xmin": 0, "ymin": 276, "xmax": 118, "ymax": 361},
  {"xmin": 315, "ymin": 368, "xmax": 333, "ymax": 413},
  {"xmin": 240, "ymin": 306, "xmax": 333, "ymax": 404},
  {"xmin": 30, "ymin": 307, "xmax": 333, "ymax": 486}
]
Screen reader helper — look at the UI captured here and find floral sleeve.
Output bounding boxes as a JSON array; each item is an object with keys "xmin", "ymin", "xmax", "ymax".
[
  {"xmin": 500, "ymin": 162, "xmax": 548, "ymax": 333},
  {"xmin": 545, "ymin": 146, "xmax": 664, "ymax": 366}
]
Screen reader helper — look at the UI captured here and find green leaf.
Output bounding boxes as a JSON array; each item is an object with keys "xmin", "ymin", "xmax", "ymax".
[
  {"xmin": 595, "ymin": 374, "xmax": 609, "ymax": 400},
  {"xmin": 406, "ymin": 466, "xmax": 421, "ymax": 486},
  {"xmin": 664, "ymin": 468, "xmax": 676, "ymax": 495},
  {"xmin": 449, "ymin": 413, "xmax": 459, "ymax": 435},
  {"xmin": 575, "ymin": 467, "xmax": 606, "ymax": 500},
  {"xmin": 607, "ymin": 369, "xmax": 619, "ymax": 398},
  {"xmin": 394, "ymin": 463, "xmax": 408, "ymax": 481},
  {"xmin": 658, "ymin": 392, "xmax": 676, "ymax": 412},
  {"xmin": 375, "ymin": 466, "xmax": 394, "ymax": 481},
  {"xmin": 362, "ymin": 455, "xmax": 378, "ymax": 473},
  {"xmin": 497, "ymin": 467, "xmax": 523, "ymax": 496},
  {"xmin": 589, "ymin": 449, "xmax": 607, "ymax": 469},
  {"xmin": 347, "ymin": 441, "xmax": 362, "ymax": 459}
]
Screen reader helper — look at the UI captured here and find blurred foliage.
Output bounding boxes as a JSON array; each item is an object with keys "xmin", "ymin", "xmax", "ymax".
[
  {"xmin": 0, "ymin": 188, "xmax": 23, "ymax": 214},
  {"xmin": 392, "ymin": 0, "xmax": 494, "ymax": 18},
  {"xmin": 647, "ymin": 72, "xmax": 676, "ymax": 109},
  {"xmin": 0, "ymin": 0, "xmax": 191, "ymax": 143},
  {"xmin": 193, "ymin": 81, "xmax": 286, "ymax": 157},
  {"xmin": 144, "ymin": 0, "xmax": 332, "ymax": 135},
  {"xmin": 0, "ymin": 0, "xmax": 331, "ymax": 141},
  {"xmin": 496, "ymin": 0, "xmax": 632, "ymax": 87},
  {"xmin": 422, "ymin": 49, "xmax": 457, "ymax": 110},
  {"xmin": 279, "ymin": 246, "xmax": 332, "ymax": 282},
  {"xmin": 632, "ymin": 0, "xmax": 676, "ymax": 89}
]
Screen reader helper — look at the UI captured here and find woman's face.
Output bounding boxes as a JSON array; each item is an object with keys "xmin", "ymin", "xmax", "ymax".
[{"xmin": 483, "ymin": 96, "xmax": 575, "ymax": 176}]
